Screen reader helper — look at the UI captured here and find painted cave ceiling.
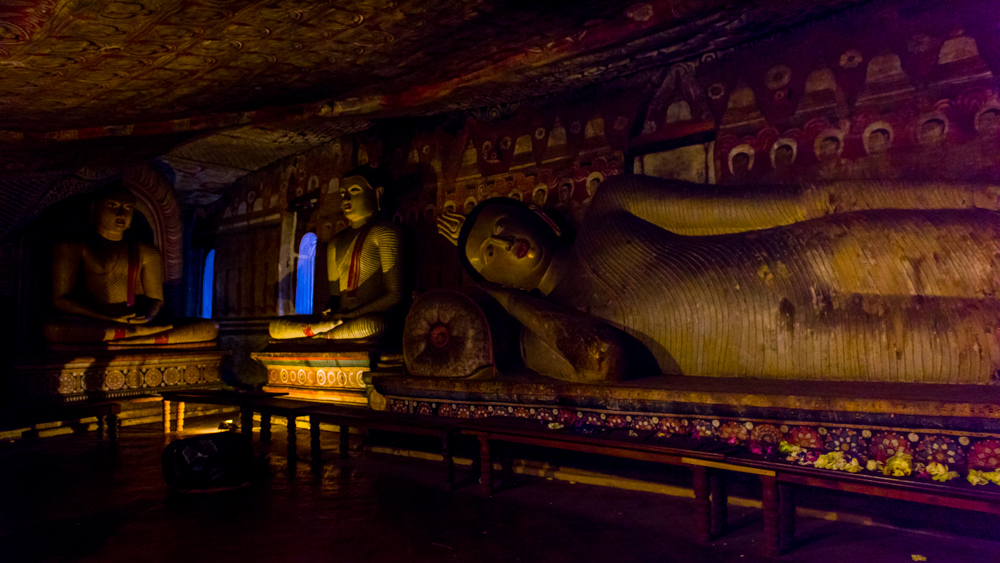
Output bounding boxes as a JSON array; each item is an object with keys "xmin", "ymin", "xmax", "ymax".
[{"xmin": 0, "ymin": 0, "xmax": 873, "ymax": 215}]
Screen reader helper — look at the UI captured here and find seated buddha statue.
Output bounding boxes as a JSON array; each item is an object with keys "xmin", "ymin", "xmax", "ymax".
[
  {"xmin": 436, "ymin": 175, "xmax": 1000, "ymax": 385},
  {"xmin": 268, "ymin": 167, "xmax": 404, "ymax": 341},
  {"xmin": 43, "ymin": 185, "xmax": 218, "ymax": 345}
]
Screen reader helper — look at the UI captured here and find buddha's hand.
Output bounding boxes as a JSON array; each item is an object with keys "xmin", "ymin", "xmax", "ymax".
[
  {"xmin": 108, "ymin": 312, "xmax": 148, "ymax": 324},
  {"xmin": 436, "ymin": 212, "xmax": 466, "ymax": 246},
  {"xmin": 320, "ymin": 308, "xmax": 356, "ymax": 321}
]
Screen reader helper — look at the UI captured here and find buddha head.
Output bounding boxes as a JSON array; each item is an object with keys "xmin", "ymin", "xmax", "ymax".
[
  {"xmin": 458, "ymin": 198, "xmax": 564, "ymax": 291},
  {"xmin": 91, "ymin": 184, "xmax": 136, "ymax": 241},
  {"xmin": 340, "ymin": 166, "xmax": 390, "ymax": 226}
]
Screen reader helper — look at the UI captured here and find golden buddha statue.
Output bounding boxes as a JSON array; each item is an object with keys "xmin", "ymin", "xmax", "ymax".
[
  {"xmin": 269, "ymin": 167, "xmax": 404, "ymax": 341},
  {"xmin": 44, "ymin": 185, "xmax": 218, "ymax": 345},
  {"xmin": 437, "ymin": 176, "xmax": 1000, "ymax": 385}
]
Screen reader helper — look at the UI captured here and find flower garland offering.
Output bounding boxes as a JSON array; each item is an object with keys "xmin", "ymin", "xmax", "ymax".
[
  {"xmin": 883, "ymin": 452, "xmax": 913, "ymax": 477},
  {"xmin": 925, "ymin": 462, "xmax": 959, "ymax": 482},
  {"xmin": 813, "ymin": 451, "xmax": 863, "ymax": 473},
  {"xmin": 967, "ymin": 469, "xmax": 1000, "ymax": 486}
]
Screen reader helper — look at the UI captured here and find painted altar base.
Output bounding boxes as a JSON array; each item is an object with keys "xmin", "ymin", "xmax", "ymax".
[
  {"xmin": 370, "ymin": 374, "xmax": 1000, "ymax": 472},
  {"xmin": 253, "ymin": 340, "xmax": 402, "ymax": 405},
  {"xmin": 9, "ymin": 343, "xmax": 226, "ymax": 404}
]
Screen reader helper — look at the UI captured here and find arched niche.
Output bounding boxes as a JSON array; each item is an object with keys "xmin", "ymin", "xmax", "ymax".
[
  {"xmin": 122, "ymin": 164, "xmax": 185, "ymax": 314},
  {"xmin": 11, "ymin": 164, "xmax": 186, "ymax": 350}
]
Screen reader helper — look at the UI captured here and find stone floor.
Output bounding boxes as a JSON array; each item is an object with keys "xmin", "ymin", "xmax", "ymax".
[{"xmin": 1, "ymin": 415, "xmax": 999, "ymax": 563}]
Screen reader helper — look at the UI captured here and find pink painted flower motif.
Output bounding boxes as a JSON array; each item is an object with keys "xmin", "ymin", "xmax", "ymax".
[
  {"xmin": 656, "ymin": 417, "xmax": 688, "ymax": 436},
  {"xmin": 719, "ymin": 421, "xmax": 749, "ymax": 443},
  {"xmin": 389, "ymin": 400, "xmax": 408, "ymax": 414},
  {"xmin": 751, "ymin": 424, "xmax": 783, "ymax": 445},
  {"xmin": 968, "ymin": 439, "xmax": 1000, "ymax": 470},
  {"xmin": 869, "ymin": 432, "xmax": 913, "ymax": 462},
  {"xmin": 415, "ymin": 402, "xmax": 434, "ymax": 416},
  {"xmin": 512, "ymin": 407, "xmax": 531, "ymax": 419},
  {"xmin": 557, "ymin": 410, "xmax": 579, "ymax": 426},
  {"xmin": 437, "ymin": 403, "xmax": 455, "ymax": 418},
  {"xmin": 605, "ymin": 414, "xmax": 628, "ymax": 429},
  {"xmin": 787, "ymin": 426, "xmax": 823, "ymax": 449},
  {"xmin": 631, "ymin": 416, "xmax": 655, "ymax": 431}
]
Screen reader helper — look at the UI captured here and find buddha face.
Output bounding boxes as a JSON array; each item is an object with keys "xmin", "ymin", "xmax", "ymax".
[
  {"xmin": 919, "ymin": 119, "xmax": 945, "ymax": 146},
  {"xmin": 465, "ymin": 205, "xmax": 558, "ymax": 290},
  {"xmin": 868, "ymin": 129, "xmax": 890, "ymax": 155},
  {"xmin": 774, "ymin": 145, "xmax": 794, "ymax": 169},
  {"xmin": 978, "ymin": 110, "xmax": 1000, "ymax": 136},
  {"xmin": 731, "ymin": 152, "xmax": 751, "ymax": 175},
  {"xmin": 818, "ymin": 137, "xmax": 841, "ymax": 159},
  {"xmin": 94, "ymin": 190, "xmax": 136, "ymax": 240},
  {"xmin": 340, "ymin": 176, "xmax": 383, "ymax": 224}
]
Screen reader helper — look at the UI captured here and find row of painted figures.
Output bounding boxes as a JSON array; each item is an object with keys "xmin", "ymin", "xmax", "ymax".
[{"xmin": 722, "ymin": 108, "xmax": 1000, "ymax": 183}]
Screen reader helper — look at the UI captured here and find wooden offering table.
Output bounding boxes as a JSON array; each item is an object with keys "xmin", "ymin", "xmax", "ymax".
[
  {"xmin": 158, "ymin": 390, "xmax": 320, "ymax": 461},
  {"xmin": 0, "ymin": 401, "xmax": 121, "ymax": 445},
  {"xmin": 456, "ymin": 417, "xmax": 773, "ymax": 544},
  {"xmin": 301, "ymin": 403, "xmax": 461, "ymax": 485}
]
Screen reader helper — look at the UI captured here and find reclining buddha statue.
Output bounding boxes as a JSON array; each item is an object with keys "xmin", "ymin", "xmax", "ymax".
[
  {"xmin": 268, "ymin": 166, "xmax": 404, "ymax": 342},
  {"xmin": 431, "ymin": 175, "xmax": 1000, "ymax": 385},
  {"xmin": 43, "ymin": 185, "xmax": 219, "ymax": 346}
]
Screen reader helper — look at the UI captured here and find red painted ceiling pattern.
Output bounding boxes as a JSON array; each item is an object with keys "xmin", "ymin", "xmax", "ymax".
[{"xmin": 0, "ymin": 0, "xmax": 671, "ymax": 133}]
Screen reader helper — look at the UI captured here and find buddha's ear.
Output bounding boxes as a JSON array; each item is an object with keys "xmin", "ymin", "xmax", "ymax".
[
  {"xmin": 375, "ymin": 186, "xmax": 384, "ymax": 211},
  {"xmin": 526, "ymin": 203, "xmax": 561, "ymax": 238}
]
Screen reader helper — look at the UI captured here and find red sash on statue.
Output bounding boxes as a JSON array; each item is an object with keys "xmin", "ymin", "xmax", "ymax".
[{"xmin": 345, "ymin": 224, "xmax": 372, "ymax": 298}]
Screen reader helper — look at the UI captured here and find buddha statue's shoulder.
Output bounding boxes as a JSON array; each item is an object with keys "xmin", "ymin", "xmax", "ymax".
[
  {"xmin": 136, "ymin": 241, "xmax": 162, "ymax": 259},
  {"xmin": 368, "ymin": 219, "xmax": 403, "ymax": 242}
]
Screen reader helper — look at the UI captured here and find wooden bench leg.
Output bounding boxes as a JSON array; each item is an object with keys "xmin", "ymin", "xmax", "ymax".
[
  {"xmin": 260, "ymin": 413, "xmax": 272, "ymax": 445},
  {"xmin": 478, "ymin": 435, "xmax": 492, "ymax": 495},
  {"xmin": 310, "ymin": 417, "xmax": 322, "ymax": 470},
  {"xmin": 711, "ymin": 472, "xmax": 729, "ymax": 538},
  {"xmin": 339, "ymin": 425, "xmax": 350, "ymax": 459},
  {"xmin": 163, "ymin": 400, "xmax": 171, "ymax": 433},
  {"xmin": 176, "ymin": 402, "xmax": 185, "ymax": 432},
  {"xmin": 761, "ymin": 475, "xmax": 781, "ymax": 558},
  {"xmin": 779, "ymin": 483, "xmax": 795, "ymax": 552},
  {"xmin": 107, "ymin": 413, "xmax": 118, "ymax": 446},
  {"xmin": 287, "ymin": 416, "xmax": 298, "ymax": 461},
  {"xmin": 441, "ymin": 431, "xmax": 455, "ymax": 489},
  {"xmin": 692, "ymin": 465, "xmax": 711, "ymax": 544},
  {"xmin": 240, "ymin": 407, "xmax": 253, "ymax": 440},
  {"xmin": 500, "ymin": 445, "xmax": 514, "ymax": 488}
]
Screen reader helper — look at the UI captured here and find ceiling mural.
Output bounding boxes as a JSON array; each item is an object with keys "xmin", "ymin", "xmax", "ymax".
[{"xmin": 0, "ymin": 0, "xmax": 880, "ymax": 219}]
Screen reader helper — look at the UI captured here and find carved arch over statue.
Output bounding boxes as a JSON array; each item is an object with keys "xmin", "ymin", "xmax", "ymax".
[{"xmin": 121, "ymin": 164, "xmax": 185, "ymax": 314}]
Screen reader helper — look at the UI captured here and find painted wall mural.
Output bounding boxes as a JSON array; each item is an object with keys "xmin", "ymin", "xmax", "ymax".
[{"xmin": 207, "ymin": 0, "xmax": 1000, "ymax": 320}]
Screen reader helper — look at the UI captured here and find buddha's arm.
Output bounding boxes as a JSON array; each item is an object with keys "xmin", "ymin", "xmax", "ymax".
[
  {"xmin": 341, "ymin": 224, "xmax": 403, "ymax": 318},
  {"xmin": 592, "ymin": 176, "xmax": 1000, "ymax": 235},
  {"xmin": 136, "ymin": 244, "xmax": 164, "ymax": 323},
  {"xmin": 325, "ymin": 237, "xmax": 340, "ymax": 313},
  {"xmin": 51, "ymin": 242, "xmax": 117, "ymax": 322},
  {"xmin": 483, "ymin": 286, "xmax": 627, "ymax": 383}
]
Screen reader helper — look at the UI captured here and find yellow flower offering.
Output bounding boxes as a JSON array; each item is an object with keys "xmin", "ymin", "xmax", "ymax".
[{"xmin": 882, "ymin": 452, "xmax": 912, "ymax": 477}]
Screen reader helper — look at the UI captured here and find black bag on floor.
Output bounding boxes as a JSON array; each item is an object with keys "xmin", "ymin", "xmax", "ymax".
[{"xmin": 162, "ymin": 432, "xmax": 253, "ymax": 492}]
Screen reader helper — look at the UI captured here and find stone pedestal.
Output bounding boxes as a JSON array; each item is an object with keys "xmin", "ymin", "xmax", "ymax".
[
  {"xmin": 9, "ymin": 343, "xmax": 226, "ymax": 404},
  {"xmin": 253, "ymin": 341, "xmax": 401, "ymax": 405}
]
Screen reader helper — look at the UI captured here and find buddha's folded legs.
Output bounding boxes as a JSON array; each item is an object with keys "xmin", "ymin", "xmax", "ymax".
[
  {"xmin": 43, "ymin": 318, "xmax": 218, "ymax": 345},
  {"xmin": 268, "ymin": 316, "xmax": 341, "ymax": 339},
  {"xmin": 320, "ymin": 315, "xmax": 385, "ymax": 340}
]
